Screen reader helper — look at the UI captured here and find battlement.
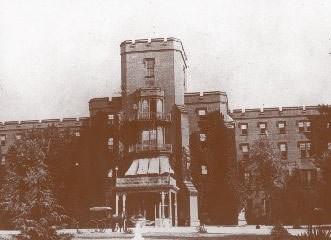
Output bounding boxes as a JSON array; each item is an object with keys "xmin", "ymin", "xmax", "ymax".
[
  {"xmin": 230, "ymin": 105, "xmax": 321, "ymax": 119},
  {"xmin": 89, "ymin": 96, "xmax": 122, "ymax": 116},
  {"xmin": 0, "ymin": 117, "xmax": 90, "ymax": 130},
  {"xmin": 120, "ymin": 37, "xmax": 187, "ymax": 64},
  {"xmin": 184, "ymin": 91, "xmax": 228, "ymax": 104}
]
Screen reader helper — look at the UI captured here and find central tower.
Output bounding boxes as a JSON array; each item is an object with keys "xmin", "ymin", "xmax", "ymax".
[{"xmin": 112, "ymin": 38, "xmax": 199, "ymax": 227}]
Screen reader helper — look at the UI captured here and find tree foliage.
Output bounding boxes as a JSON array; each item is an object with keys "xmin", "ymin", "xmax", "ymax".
[
  {"xmin": 0, "ymin": 129, "xmax": 72, "ymax": 240},
  {"xmin": 236, "ymin": 137, "xmax": 288, "ymax": 224}
]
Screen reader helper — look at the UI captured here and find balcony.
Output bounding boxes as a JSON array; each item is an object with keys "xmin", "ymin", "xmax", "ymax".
[
  {"xmin": 127, "ymin": 112, "xmax": 171, "ymax": 122},
  {"xmin": 116, "ymin": 175, "xmax": 177, "ymax": 189},
  {"xmin": 129, "ymin": 143, "xmax": 173, "ymax": 154}
]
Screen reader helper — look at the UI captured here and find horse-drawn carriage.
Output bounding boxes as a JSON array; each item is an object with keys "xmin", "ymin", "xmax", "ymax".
[{"xmin": 86, "ymin": 206, "xmax": 126, "ymax": 233}]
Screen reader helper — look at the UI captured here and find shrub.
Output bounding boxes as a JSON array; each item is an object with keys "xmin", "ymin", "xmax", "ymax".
[
  {"xmin": 271, "ymin": 223, "xmax": 290, "ymax": 240},
  {"xmin": 297, "ymin": 226, "xmax": 331, "ymax": 240}
]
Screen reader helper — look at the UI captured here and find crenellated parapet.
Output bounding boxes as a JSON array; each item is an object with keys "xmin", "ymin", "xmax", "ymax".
[
  {"xmin": 230, "ymin": 105, "xmax": 321, "ymax": 119},
  {"xmin": 0, "ymin": 117, "xmax": 90, "ymax": 130}
]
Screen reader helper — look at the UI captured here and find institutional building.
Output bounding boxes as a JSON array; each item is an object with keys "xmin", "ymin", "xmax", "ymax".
[{"xmin": 0, "ymin": 37, "xmax": 327, "ymax": 227}]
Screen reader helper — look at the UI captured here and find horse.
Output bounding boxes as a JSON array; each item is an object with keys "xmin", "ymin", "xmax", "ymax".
[{"xmin": 110, "ymin": 211, "xmax": 127, "ymax": 232}]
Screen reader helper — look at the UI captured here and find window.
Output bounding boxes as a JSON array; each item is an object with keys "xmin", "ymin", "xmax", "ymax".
[
  {"xmin": 306, "ymin": 121, "xmax": 311, "ymax": 132},
  {"xmin": 144, "ymin": 58, "xmax": 155, "ymax": 78},
  {"xmin": 1, "ymin": 155, "xmax": 5, "ymax": 166},
  {"xmin": 0, "ymin": 135, "xmax": 5, "ymax": 146},
  {"xmin": 278, "ymin": 122, "xmax": 286, "ymax": 134},
  {"xmin": 240, "ymin": 123, "xmax": 248, "ymax": 135},
  {"xmin": 241, "ymin": 144, "xmax": 249, "ymax": 160},
  {"xmin": 199, "ymin": 133, "xmax": 206, "ymax": 142},
  {"xmin": 197, "ymin": 109, "xmax": 207, "ymax": 120},
  {"xmin": 259, "ymin": 123, "xmax": 266, "ymax": 134},
  {"xmin": 327, "ymin": 122, "xmax": 331, "ymax": 128},
  {"xmin": 279, "ymin": 143, "xmax": 287, "ymax": 159},
  {"xmin": 108, "ymin": 114, "xmax": 114, "ymax": 124},
  {"xmin": 75, "ymin": 131, "xmax": 80, "ymax": 137},
  {"xmin": 328, "ymin": 143, "xmax": 331, "ymax": 151},
  {"xmin": 15, "ymin": 134, "xmax": 22, "ymax": 140},
  {"xmin": 201, "ymin": 165, "xmax": 208, "ymax": 175},
  {"xmin": 298, "ymin": 122, "xmax": 305, "ymax": 133},
  {"xmin": 108, "ymin": 138, "xmax": 114, "ymax": 148},
  {"xmin": 299, "ymin": 142, "xmax": 311, "ymax": 158}
]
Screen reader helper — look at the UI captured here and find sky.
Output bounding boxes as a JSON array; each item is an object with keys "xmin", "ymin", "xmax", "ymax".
[{"xmin": 0, "ymin": 0, "xmax": 330, "ymax": 121}]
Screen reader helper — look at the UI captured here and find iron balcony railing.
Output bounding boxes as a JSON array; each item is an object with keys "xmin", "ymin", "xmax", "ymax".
[
  {"xmin": 128, "ymin": 112, "xmax": 171, "ymax": 122},
  {"xmin": 128, "ymin": 143, "xmax": 173, "ymax": 154}
]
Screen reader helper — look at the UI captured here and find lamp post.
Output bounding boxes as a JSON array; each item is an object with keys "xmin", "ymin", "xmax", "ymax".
[{"xmin": 115, "ymin": 166, "xmax": 118, "ymax": 178}]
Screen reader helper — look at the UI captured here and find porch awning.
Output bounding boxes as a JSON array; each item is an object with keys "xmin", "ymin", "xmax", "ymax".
[{"xmin": 125, "ymin": 156, "xmax": 174, "ymax": 176}]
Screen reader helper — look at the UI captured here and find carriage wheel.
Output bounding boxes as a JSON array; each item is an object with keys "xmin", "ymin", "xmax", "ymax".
[
  {"xmin": 87, "ymin": 220, "xmax": 97, "ymax": 233},
  {"xmin": 98, "ymin": 221, "xmax": 106, "ymax": 233}
]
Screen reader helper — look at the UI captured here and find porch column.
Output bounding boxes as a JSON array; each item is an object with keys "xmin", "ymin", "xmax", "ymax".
[
  {"xmin": 174, "ymin": 192, "xmax": 178, "ymax": 226},
  {"xmin": 122, "ymin": 193, "xmax": 127, "ymax": 213},
  {"xmin": 168, "ymin": 190, "xmax": 172, "ymax": 225},
  {"xmin": 161, "ymin": 191, "xmax": 165, "ymax": 219},
  {"xmin": 115, "ymin": 193, "xmax": 119, "ymax": 216}
]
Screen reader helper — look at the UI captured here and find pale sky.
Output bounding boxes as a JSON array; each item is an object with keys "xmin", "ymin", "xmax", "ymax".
[{"xmin": 0, "ymin": 0, "xmax": 330, "ymax": 121}]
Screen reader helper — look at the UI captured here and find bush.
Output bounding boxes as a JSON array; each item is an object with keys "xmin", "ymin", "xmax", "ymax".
[
  {"xmin": 271, "ymin": 223, "xmax": 290, "ymax": 240},
  {"xmin": 297, "ymin": 226, "xmax": 331, "ymax": 240}
]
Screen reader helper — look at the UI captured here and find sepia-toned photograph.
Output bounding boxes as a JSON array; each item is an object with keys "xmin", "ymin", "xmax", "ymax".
[{"xmin": 0, "ymin": 0, "xmax": 330, "ymax": 239}]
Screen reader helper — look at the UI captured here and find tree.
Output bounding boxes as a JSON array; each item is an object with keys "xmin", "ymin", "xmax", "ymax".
[
  {"xmin": 239, "ymin": 137, "xmax": 287, "ymax": 224},
  {"xmin": 190, "ymin": 111, "xmax": 237, "ymax": 224},
  {"xmin": 0, "ymin": 132, "xmax": 71, "ymax": 240}
]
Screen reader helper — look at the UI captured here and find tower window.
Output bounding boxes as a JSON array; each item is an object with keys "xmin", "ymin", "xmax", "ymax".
[
  {"xmin": 144, "ymin": 58, "xmax": 155, "ymax": 78},
  {"xmin": 197, "ymin": 108, "xmax": 207, "ymax": 120}
]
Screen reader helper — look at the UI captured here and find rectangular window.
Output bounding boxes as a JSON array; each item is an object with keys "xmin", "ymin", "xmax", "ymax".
[
  {"xmin": 278, "ymin": 122, "xmax": 286, "ymax": 134},
  {"xmin": 259, "ymin": 123, "xmax": 266, "ymax": 134},
  {"xmin": 241, "ymin": 144, "xmax": 249, "ymax": 160},
  {"xmin": 299, "ymin": 142, "xmax": 311, "ymax": 158},
  {"xmin": 15, "ymin": 134, "xmax": 22, "ymax": 140},
  {"xmin": 108, "ymin": 138, "xmax": 114, "ymax": 149},
  {"xmin": 197, "ymin": 109, "xmax": 207, "ymax": 120},
  {"xmin": 108, "ymin": 114, "xmax": 114, "ymax": 124},
  {"xmin": 75, "ymin": 131, "xmax": 80, "ymax": 137},
  {"xmin": 306, "ymin": 121, "xmax": 311, "ymax": 132},
  {"xmin": 279, "ymin": 143, "xmax": 287, "ymax": 159},
  {"xmin": 0, "ymin": 135, "xmax": 6, "ymax": 146},
  {"xmin": 328, "ymin": 143, "xmax": 331, "ymax": 151},
  {"xmin": 1, "ymin": 155, "xmax": 5, "ymax": 165},
  {"xmin": 199, "ymin": 133, "xmax": 206, "ymax": 142},
  {"xmin": 144, "ymin": 58, "xmax": 155, "ymax": 78},
  {"xmin": 201, "ymin": 165, "xmax": 208, "ymax": 175},
  {"xmin": 298, "ymin": 122, "xmax": 304, "ymax": 133},
  {"xmin": 240, "ymin": 124, "xmax": 248, "ymax": 135}
]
